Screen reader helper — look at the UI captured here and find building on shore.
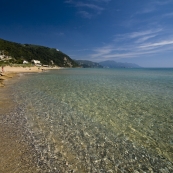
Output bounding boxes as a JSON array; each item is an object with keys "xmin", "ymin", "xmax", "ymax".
[{"xmin": 31, "ymin": 60, "xmax": 42, "ymax": 66}]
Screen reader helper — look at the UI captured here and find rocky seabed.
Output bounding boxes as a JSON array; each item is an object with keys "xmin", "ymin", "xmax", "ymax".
[{"xmin": 13, "ymin": 95, "xmax": 173, "ymax": 173}]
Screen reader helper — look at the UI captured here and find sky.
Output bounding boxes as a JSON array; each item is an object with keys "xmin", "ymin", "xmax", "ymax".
[{"xmin": 1, "ymin": 0, "xmax": 173, "ymax": 67}]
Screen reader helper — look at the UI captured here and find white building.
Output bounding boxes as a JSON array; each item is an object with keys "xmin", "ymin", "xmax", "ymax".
[
  {"xmin": 0, "ymin": 55, "xmax": 4, "ymax": 60},
  {"xmin": 31, "ymin": 59, "xmax": 41, "ymax": 66},
  {"xmin": 23, "ymin": 60, "xmax": 29, "ymax": 64}
]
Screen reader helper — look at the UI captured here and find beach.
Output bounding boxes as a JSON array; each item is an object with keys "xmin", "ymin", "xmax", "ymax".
[
  {"xmin": 1, "ymin": 65, "xmax": 61, "ymax": 74},
  {"xmin": 0, "ymin": 66, "xmax": 60, "ymax": 172},
  {"xmin": 0, "ymin": 65, "xmax": 61, "ymax": 87},
  {"xmin": 1, "ymin": 68, "xmax": 173, "ymax": 172}
]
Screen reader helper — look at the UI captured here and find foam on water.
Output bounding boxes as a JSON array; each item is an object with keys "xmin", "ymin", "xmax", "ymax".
[{"xmin": 12, "ymin": 68, "xmax": 173, "ymax": 172}]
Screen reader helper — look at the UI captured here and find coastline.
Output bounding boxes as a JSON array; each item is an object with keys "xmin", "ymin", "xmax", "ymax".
[
  {"xmin": 1, "ymin": 67, "xmax": 173, "ymax": 172},
  {"xmin": 0, "ymin": 66, "xmax": 60, "ymax": 172},
  {"xmin": 0, "ymin": 65, "xmax": 61, "ymax": 87}
]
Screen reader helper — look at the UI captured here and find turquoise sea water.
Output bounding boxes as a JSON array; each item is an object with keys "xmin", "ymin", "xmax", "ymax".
[{"xmin": 12, "ymin": 68, "xmax": 173, "ymax": 172}]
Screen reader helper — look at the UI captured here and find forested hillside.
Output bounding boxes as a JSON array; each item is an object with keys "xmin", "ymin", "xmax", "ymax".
[{"xmin": 0, "ymin": 38, "xmax": 79, "ymax": 67}]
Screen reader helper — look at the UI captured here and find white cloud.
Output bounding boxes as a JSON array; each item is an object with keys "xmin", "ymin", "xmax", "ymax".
[
  {"xmin": 139, "ymin": 40, "xmax": 173, "ymax": 48},
  {"xmin": 129, "ymin": 29, "xmax": 161, "ymax": 38},
  {"xmin": 135, "ymin": 0, "xmax": 173, "ymax": 15},
  {"xmin": 91, "ymin": 45, "xmax": 115, "ymax": 58},
  {"xmin": 136, "ymin": 7, "xmax": 156, "ymax": 15},
  {"xmin": 76, "ymin": 2, "xmax": 104, "ymax": 11},
  {"xmin": 90, "ymin": 28, "xmax": 173, "ymax": 60},
  {"xmin": 65, "ymin": 0, "xmax": 110, "ymax": 18},
  {"xmin": 114, "ymin": 29, "xmax": 162, "ymax": 43},
  {"xmin": 154, "ymin": 0, "xmax": 173, "ymax": 6},
  {"xmin": 135, "ymin": 35, "xmax": 157, "ymax": 43}
]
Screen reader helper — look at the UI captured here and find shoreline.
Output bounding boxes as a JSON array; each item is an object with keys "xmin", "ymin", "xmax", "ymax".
[
  {"xmin": 1, "ymin": 67, "xmax": 173, "ymax": 172},
  {"xmin": 0, "ymin": 66, "xmax": 61, "ymax": 172},
  {"xmin": 0, "ymin": 65, "xmax": 61, "ymax": 87}
]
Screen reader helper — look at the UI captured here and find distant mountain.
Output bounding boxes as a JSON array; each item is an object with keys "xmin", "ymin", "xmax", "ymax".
[
  {"xmin": 0, "ymin": 38, "xmax": 79, "ymax": 67},
  {"xmin": 99, "ymin": 60, "xmax": 141, "ymax": 68},
  {"xmin": 75, "ymin": 60, "xmax": 103, "ymax": 68}
]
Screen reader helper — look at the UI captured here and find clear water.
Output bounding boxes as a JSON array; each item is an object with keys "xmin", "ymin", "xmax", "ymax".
[{"xmin": 12, "ymin": 68, "xmax": 173, "ymax": 172}]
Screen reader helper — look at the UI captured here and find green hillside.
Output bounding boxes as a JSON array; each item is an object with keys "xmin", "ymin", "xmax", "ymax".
[{"xmin": 0, "ymin": 38, "xmax": 79, "ymax": 67}]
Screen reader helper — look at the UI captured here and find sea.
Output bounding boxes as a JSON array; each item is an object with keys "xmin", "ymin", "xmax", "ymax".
[{"xmin": 11, "ymin": 68, "xmax": 173, "ymax": 172}]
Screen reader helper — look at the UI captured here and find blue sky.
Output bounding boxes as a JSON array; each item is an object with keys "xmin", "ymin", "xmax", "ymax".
[{"xmin": 1, "ymin": 0, "xmax": 173, "ymax": 67}]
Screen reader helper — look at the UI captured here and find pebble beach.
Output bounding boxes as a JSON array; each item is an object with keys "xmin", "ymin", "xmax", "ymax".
[{"xmin": 0, "ymin": 66, "xmax": 60, "ymax": 172}]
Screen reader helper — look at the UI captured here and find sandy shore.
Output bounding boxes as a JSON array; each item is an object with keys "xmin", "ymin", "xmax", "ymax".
[
  {"xmin": 0, "ymin": 65, "xmax": 61, "ymax": 87},
  {"xmin": 2, "ymin": 65, "xmax": 61, "ymax": 73},
  {"xmin": 0, "ymin": 65, "xmax": 61, "ymax": 172}
]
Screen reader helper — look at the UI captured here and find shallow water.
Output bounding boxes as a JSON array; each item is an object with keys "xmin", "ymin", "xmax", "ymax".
[
  {"xmin": 0, "ymin": 76, "xmax": 40, "ymax": 173},
  {"xmin": 12, "ymin": 68, "xmax": 173, "ymax": 172}
]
